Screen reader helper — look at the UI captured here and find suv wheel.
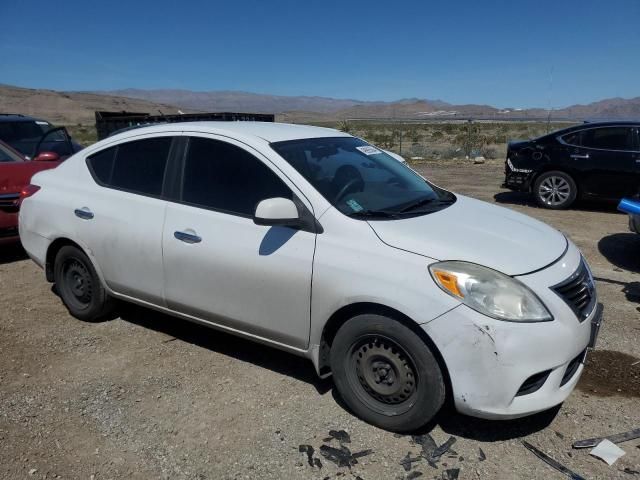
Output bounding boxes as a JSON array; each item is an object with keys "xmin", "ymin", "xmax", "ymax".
[
  {"xmin": 533, "ymin": 171, "xmax": 577, "ymax": 209},
  {"xmin": 54, "ymin": 246, "xmax": 114, "ymax": 321},
  {"xmin": 330, "ymin": 314, "xmax": 445, "ymax": 432}
]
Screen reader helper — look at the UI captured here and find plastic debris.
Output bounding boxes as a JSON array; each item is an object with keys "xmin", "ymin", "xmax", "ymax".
[
  {"xmin": 431, "ymin": 437, "xmax": 457, "ymax": 461},
  {"xmin": 442, "ymin": 468, "xmax": 460, "ymax": 480},
  {"xmin": 319, "ymin": 444, "xmax": 372, "ymax": 468},
  {"xmin": 589, "ymin": 439, "xmax": 626, "ymax": 466},
  {"xmin": 521, "ymin": 440, "xmax": 586, "ymax": 480},
  {"xmin": 406, "ymin": 472, "xmax": 423, "ymax": 480},
  {"xmin": 400, "ymin": 452, "xmax": 423, "ymax": 472},
  {"xmin": 478, "ymin": 448, "xmax": 486, "ymax": 461},
  {"xmin": 573, "ymin": 428, "xmax": 640, "ymax": 449},
  {"xmin": 324, "ymin": 430, "xmax": 351, "ymax": 444},
  {"xmin": 298, "ymin": 445, "xmax": 315, "ymax": 467}
]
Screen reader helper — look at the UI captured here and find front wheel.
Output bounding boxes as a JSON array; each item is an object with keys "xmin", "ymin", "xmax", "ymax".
[
  {"xmin": 533, "ymin": 171, "xmax": 577, "ymax": 209},
  {"xmin": 54, "ymin": 245, "xmax": 114, "ymax": 322},
  {"xmin": 330, "ymin": 314, "xmax": 445, "ymax": 432}
]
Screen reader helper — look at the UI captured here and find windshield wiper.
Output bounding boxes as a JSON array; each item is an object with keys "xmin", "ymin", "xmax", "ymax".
[
  {"xmin": 398, "ymin": 196, "xmax": 455, "ymax": 214},
  {"xmin": 346, "ymin": 209, "xmax": 398, "ymax": 219}
]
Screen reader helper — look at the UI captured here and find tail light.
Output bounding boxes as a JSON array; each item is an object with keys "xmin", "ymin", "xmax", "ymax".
[{"xmin": 19, "ymin": 184, "xmax": 41, "ymax": 205}]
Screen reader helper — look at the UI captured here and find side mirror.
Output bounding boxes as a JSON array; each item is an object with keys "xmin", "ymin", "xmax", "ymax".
[
  {"xmin": 33, "ymin": 151, "xmax": 60, "ymax": 162},
  {"xmin": 254, "ymin": 197, "xmax": 300, "ymax": 227}
]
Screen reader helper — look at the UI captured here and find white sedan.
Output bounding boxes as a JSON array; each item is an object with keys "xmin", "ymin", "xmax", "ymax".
[{"xmin": 19, "ymin": 122, "xmax": 602, "ymax": 432}]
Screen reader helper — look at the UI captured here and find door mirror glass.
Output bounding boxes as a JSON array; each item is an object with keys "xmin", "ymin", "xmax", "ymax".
[
  {"xmin": 254, "ymin": 197, "xmax": 300, "ymax": 226},
  {"xmin": 33, "ymin": 151, "xmax": 60, "ymax": 162}
]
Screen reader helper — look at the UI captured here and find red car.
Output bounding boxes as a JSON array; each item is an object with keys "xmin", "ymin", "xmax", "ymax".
[{"xmin": 0, "ymin": 140, "xmax": 62, "ymax": 244}]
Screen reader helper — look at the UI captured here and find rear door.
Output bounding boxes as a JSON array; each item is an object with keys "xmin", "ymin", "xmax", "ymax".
[
  {"xmin": 79, "ymin": 134, "xmax": 175, "ymax": 304},
  {"xmin": 577, "ymin": 126, "xmax": 638, "ymax": 198},
  {"xmin": 162, "ymin": 135, "xmax": 316, "ymax": 349}
]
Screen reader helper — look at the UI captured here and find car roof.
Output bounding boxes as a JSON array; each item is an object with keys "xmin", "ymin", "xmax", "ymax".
[
  {"xmin": 0, "ymin": 114, "xmax": 43, "ymax": 123},
  {"xmin": 109, "ymin": 121, "xmax": 351, "ymax": 143}
]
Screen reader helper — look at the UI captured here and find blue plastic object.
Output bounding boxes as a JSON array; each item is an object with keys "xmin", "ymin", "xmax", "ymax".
[{"xmin": 618, "ymin": 198, "xmax": 640, "ymax": 216}]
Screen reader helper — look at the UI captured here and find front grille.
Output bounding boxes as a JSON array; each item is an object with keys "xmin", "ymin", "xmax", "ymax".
[
  {"xmin": 560, "ymin": 349, "xmax": 587, "ymax": 387},
  {"xmin": 552, "ymin": 260, "xmax": 596, "ymax": 322},
  {"xmin": 0, "ymin": 192, "xmax": 19, "ymax": 209}
]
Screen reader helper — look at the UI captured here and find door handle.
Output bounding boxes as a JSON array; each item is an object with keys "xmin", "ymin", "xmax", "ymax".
[
  {"xmin": 570, "ymin": 153, "xmax": 589, "ymax": 159},
  {"xmin": 174, "ymin": 230, "xmax": 202, "ymax": 244},
  {"xmin": 74, "ymin": 208, "xmax": 94, "ymax": 220}
]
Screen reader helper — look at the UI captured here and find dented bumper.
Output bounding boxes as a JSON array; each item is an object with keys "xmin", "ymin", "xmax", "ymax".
[{"xmin": 423, "ymin": 241, "xmax": 600, "ymax": 419}]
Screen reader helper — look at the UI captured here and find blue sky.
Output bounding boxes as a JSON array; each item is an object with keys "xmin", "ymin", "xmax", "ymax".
[{"xmin": 1, "ymin": 0, "xmax": 639, "ymax": 107}]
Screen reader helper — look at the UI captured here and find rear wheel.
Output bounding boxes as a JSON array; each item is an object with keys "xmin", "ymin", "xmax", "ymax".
[
  {"xmin": 533, "ymin": 171, "xmax": 577, "ymax": 209},
  {"xmin": 330, "ymin": 314, "xmax": 445, "ymax": 432},
  {"xmin": 54, "ymin": 246, "xmax": 114, "ymax": 322}
]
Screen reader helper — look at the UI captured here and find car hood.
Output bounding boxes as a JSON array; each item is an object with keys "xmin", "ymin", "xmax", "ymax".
[{"xmin": 368, "ymin": 195, "xmax": 567, "ymax": 276}]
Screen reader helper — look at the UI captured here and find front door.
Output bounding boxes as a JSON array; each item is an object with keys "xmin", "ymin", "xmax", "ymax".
[{"xmin": 162, "ymin": 135, "xmax": 316, "ymax": 349}]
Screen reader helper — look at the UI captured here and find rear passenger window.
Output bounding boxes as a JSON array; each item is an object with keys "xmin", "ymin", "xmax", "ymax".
[
  {"xmin": 581, "ymin": 127, "xmax": 635, "ymax": 151},
  {"xmin": 561, "ymin": 131, "xmax": 582, "ymax": 146},
  {"xmin": 87, "ymin": 137, "xmax": 172, "ymax": 196},
  {"xmin": 181, "ymin": 137, "xmax": 292, "ymax": 216}
]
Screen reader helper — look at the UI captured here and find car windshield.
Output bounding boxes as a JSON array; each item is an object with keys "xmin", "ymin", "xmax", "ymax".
[
  {"xmin": 0, "ymin": 143, "xmax": 23, "ymax": 162},
  {"xmin": 271, "ymin": 136, "xmax": 455, "ymax": 218}
]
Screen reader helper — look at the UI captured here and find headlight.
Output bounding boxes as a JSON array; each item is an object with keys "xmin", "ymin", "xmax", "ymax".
[{"xmin": 429, "ymin": 261, "xmax": 552, "ymax": 322}]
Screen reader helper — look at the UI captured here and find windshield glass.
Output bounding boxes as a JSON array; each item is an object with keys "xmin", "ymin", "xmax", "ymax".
[
  {"xmin": 0, "ymin": 143, "xmax": 24, "ymax": 162},
  {"xmin": 271, "ymin": 136, "xmax": 455, "ymax": 218}
]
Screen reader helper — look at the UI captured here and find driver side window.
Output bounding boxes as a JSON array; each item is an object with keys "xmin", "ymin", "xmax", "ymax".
[{"xmin": 181, "ymin": 137, "xmax": 293, "ymax": 217}]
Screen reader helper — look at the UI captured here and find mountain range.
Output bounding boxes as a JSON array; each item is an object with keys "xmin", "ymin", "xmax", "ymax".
[
  {"xmin": 92, "ymin": 89, "xmax": 640, "ymax": 121},
  {"xmin": 1, "ymin": 84, "xmax": 639, "ymax": 125}
]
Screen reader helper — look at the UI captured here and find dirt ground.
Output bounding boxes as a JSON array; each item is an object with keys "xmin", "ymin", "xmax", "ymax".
[{"xmin": 1, "ymin": 162, "xmax": 639, "ymax": 480}]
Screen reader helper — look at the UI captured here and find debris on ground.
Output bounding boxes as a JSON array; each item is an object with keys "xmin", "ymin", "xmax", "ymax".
[
  {"xmin": 478, "ymin": 448, "xmax": 486, "ymax": 461},
  {"xmin": 324, "ymin": 429, "xmax": 351, "ymax": 444},
  {"xmin": 430, "ymin": 437, "xmax": 457, "ymax": 463},
  {"xmin": 319, "ymin": 444, "xmax": 373, "ymax": 469},
  {"xmin": 573, "ymin": 428, "xmax": 640, "ymax": 449},
  {"xmin": 399, "ymin": 452, "xmax": 423, "ymax": 471},
  {"xmin": 441, "ymin": 468, "xmax": 460, "ymax": 480},
  {"xmin": 522, "ymin": 440, "xmax": 586, "ymax": 480},
  {"xmin": 589, "ymin": 439, "xmax": 626, "ymax": 466},
  {"xmin": 299, "ymin": 445, "xmax": 315, "ymax": 467},
  {"xmin": 624, "ymin": 467, "xmax": 640, "ymax": 475},
  {"xmin": 405, "ymin": 472, "xmax": 423, "ymax": 479},
  {"xmin": 411, "ymin": 433, "xmax": 438, "ymax": 461}
]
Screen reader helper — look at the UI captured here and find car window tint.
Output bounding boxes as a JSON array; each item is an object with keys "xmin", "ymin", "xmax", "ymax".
[
  {"xmin": 182, "ymin": 137, "xmax": 292, "ymax": 216},
  {"xmin": 87, "ymin": 137, "xmax": 172, "ymax": 196},
  {"xmin": 561, "ymin": 131, "xmax": 582, "ymax": 146},
  {"xmin": 87, "ymin": 147, "xmax": 116, "ymax": 183},
  {"xmin": 581, "ymin": 127, "xmax": 635, "ymax": 151}
]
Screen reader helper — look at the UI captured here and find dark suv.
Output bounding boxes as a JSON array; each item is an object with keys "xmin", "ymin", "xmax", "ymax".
[
  {"xmin": 0, "ymin": 114, "xmax": 83, "ymax": 159},
  {"xmin": 503, "ymin": 121, "xmax": 640, "ymax": 209}
]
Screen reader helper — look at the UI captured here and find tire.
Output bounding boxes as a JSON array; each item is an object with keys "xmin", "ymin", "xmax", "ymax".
[
  {"xmin": 533, "ymin": 171, "xmax": 577, "ymax": 209},
  {"xmin": 54, "ymin": 245, "xmax": 114, "ymax": 322},
  {"xmin": 330, "ymin": 314, "xmax": 445, "ymax": 432}
]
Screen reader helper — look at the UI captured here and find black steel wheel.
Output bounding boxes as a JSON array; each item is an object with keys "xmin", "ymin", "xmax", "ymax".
[
  {"xmin": 331, "ymin": 314, "xmax": 445, "ymax": 432},
  {"xmin": 54, "ymin": 245, "xmax": 114, "ymax": 322}
]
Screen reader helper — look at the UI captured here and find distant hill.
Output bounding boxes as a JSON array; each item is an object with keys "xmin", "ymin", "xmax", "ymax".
[
  {"xmin": 2, "ymin": 84, "xmax": 639, "ymax": 124},
  {"xmin": 95, "ymin": 88, "xmax": 640, "ymax": 121},
  {"xmin": 0, "ymin": 84, "xmax": 190, "ymax": 125},
  {"xmin": 95, "ymin": 89, "xmax": 367, "ymax": 114}
]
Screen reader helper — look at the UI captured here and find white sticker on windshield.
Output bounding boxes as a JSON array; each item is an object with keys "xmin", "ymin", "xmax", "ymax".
[
  {"xmin": 35, "ymin": 121, "xmax": 49, "ymax": 125},
  {"xmin": 346, "ymin": 199, "xmax": 364, "ymax": 212},
  {"xmin": 356, "ymin": 145, "xmax": 382, "ymax": 156}
]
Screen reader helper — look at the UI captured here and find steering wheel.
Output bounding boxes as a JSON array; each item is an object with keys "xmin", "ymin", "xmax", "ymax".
[{"xmin": 334, "ymin": 178, "xmax": 362, "ymax": 203}]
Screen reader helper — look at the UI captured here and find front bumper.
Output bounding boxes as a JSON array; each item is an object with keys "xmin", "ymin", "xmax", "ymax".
[{"xmin": 423, "ymin": 242, "xmax": 602, "ymax": 420}]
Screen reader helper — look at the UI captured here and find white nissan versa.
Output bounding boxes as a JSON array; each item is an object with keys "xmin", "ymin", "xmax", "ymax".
[{"xmin": 19, "ymin": 122, "xmax": 603, "ymax": 432}]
